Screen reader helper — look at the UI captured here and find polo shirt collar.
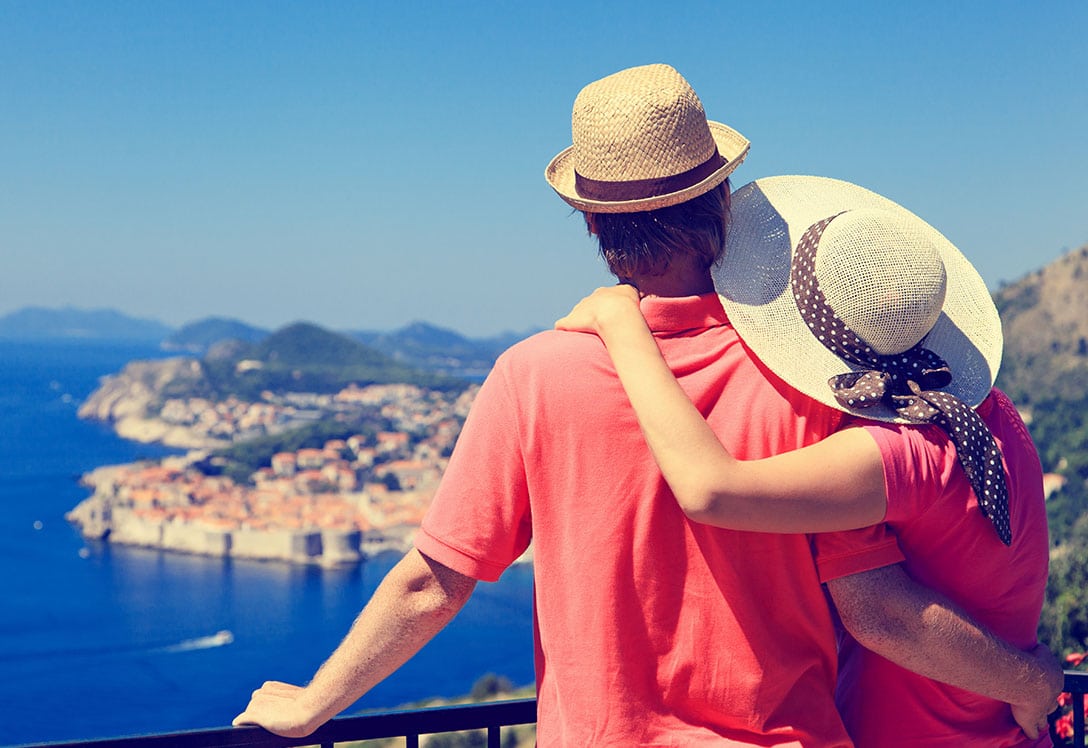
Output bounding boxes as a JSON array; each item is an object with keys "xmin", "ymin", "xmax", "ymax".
[{"xmin": 640, "ymin": 293, "xmax": 730, "ymax": 333}]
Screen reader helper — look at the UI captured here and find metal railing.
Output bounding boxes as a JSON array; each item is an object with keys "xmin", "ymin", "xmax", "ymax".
[
  {"xmin": 14, "ymin": 672, "xmax": 1088, "ymax": 748},
  {"xmin": 1057, "ymin": 671, "xmax": 1088, "ymax": 746},
  {"xmin": 16, "ymin": 699, "xmax": 536, "ymax": 748}
]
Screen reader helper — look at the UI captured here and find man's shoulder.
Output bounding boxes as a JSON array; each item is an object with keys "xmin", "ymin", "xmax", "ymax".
[{"xmin": 496, "ymin": 329, "xmax": 608, "ymax": 370}]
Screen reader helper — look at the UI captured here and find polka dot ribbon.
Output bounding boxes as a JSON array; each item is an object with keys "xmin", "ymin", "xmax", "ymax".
[{"xmin": 790, "ymin": 214, "xmax": 1012, "ymax": 545}]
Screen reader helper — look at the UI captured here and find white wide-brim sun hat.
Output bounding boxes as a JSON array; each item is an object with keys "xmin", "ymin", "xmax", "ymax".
[{"xmin": 714, "ymin": 175, "xmax": 1003, "ymax": 423}]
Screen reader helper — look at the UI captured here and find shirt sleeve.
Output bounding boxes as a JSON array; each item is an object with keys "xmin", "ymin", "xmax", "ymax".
[
  {"xmin": 813, "ymin": 421, "xmax": 956, "ymax": 582},
  {"xmin": 415, "ymin": 359, "xmax": 532, "ymax": 583},
  {"xmin": 812, "ymin": 523, "xmax": 905, "ymax": 583},
  {"xmin": 863, "ymin": 422, "xmax": 944, "ymax": 526}
]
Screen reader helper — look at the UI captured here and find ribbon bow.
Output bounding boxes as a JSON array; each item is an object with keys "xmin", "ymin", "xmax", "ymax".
[{"xmin": 791, "ymin": 214, "xmax": 1012, "ymax": 545}]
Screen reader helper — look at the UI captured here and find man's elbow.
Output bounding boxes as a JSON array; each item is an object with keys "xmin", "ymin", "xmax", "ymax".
[
  {"xmin": 399, "ymin": 550, "xmax": 477, "ymax": 621},
  {"xmin": 419, "ymin": 554, "xmax": 477, "ymax": 616},
  {"xmin": 435, "ymin": 575, "xmax": 476, "ymax": 614}
]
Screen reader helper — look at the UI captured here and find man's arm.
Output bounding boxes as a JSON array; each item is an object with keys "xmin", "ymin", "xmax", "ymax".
[
  {"xmin": 828, "ymin": 564, "xmax": 1063, "ymax": 738},
  {"xmin": 233, "ymin": 548, "xmax": 477, "ymax": 738}
]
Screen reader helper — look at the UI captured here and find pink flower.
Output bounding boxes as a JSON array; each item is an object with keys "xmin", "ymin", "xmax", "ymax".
[
  {"xmin": 1065, "ymin": 652, "xmax": 1087, "ymax": 667},
  {"xmin": 1055, "ymin": 712, "xmax": 1074, "ymax": 740}
]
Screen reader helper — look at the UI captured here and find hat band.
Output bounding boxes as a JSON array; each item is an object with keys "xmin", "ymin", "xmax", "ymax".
[
  {"xmin": 574, "ymin": 149, "xmax": 725, "ymax": 203},
  {"xmin": 790, "ymin": 213, "xmax": 1013, "ymax": 545}
]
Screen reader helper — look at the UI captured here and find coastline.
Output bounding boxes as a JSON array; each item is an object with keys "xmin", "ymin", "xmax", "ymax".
[
  {"xmin": 67, "ymin": 458, "xmax": 534, "ymax": 567},
  {"xmin": 67, "ymin": 460, "xmax": 419, "ymax": 566}
]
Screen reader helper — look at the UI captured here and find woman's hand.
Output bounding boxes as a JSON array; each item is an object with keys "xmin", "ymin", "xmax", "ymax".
[{"xmin": 555, "ymin": 284, "xmax": 642, "ymax": 334}]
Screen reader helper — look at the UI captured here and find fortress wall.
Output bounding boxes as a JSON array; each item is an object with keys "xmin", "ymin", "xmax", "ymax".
[
  {"xmin": 162, "ymin": 522, "xmax": 219, "ymax": 554},
  {"xmin": 232, "ymin": 528, "xmax": 295, "ymax": 559},
  {"xmin": 290, "ymin": 531, "xmax": 323, "ymax": 562},
  {"xmin": 110, "ymin": 512, "xmax": 165, "ymax": 546},
  {"xmin": 321, "ymin": 529, "xmax": 362, "ymax": 564}
]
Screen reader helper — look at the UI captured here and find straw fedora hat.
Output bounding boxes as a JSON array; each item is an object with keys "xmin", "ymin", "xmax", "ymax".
[
  {"xmin": 545, "ymin": 64, "xmax": 750, "ymax": 213},
  {"xmin": 714, "ymin": 175, "xmax": 1003, "ymax": 423}
]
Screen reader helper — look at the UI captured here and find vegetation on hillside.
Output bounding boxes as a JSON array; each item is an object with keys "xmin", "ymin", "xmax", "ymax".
[
  {"xmin": 345, "ymin": 674, "xmax": 535, "ymax": 748},
  {"xmin": 162, "ymin": 316, "xmax": 268, "ymax": 352},
  {"xmin": 196, "ymin": 410, "xmax": 398, "ymax": 484},
  {"xmin": 155, "ymin": 322, "xmax": 469, "ymax": 404},
  {"xmin": 993, "ymin": 247, "xmax": 1088, "ymax": 659},
  {"xmin": 1022, "ymin": 395, "xmax": 1088, "ymax": 659}
]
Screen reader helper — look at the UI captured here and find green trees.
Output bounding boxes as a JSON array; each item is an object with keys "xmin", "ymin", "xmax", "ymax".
[
  {"xmin": 199, "ymin": 413, "xmax": 392, "ymax": 484},
  {"xmin": 1024, "ymin": 395, "xmax": 1088, "ymax": 656},
  {"xmin": 1039, "ymin": 514, "xmax": 1088, "ymax": 653}
]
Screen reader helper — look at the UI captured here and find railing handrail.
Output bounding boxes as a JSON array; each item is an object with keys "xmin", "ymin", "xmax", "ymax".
[
  {"xmin": 14, "ymin": 672, "xmax": 1088, "ymax": 748},
  {"xmin": 13, "ymin": 698, "xmax": 538, "ymax": 748}
]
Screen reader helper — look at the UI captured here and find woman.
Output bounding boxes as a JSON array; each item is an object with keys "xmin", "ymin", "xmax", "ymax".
[{"xmin": 556, "ymin": 175, "xmax": 1058, "ymax": 746}]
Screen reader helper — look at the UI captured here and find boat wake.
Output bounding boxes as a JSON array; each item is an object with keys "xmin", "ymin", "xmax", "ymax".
[
  {"xmin": 158, "ymin": 630, "xmax": 235, "ymax": 653},
  {"xmin": 2, "ymin": 630, "xmax": 236, "ymax": 663}
]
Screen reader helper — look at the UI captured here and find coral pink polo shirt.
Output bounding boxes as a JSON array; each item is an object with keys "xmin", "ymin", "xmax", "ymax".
[
  {"xmin": 838, "ymin": 389, "xmax": 1051, "ymax": 747},
  {"xmin": 417, "ymin": 294, "xmax": 902, "ymax": 747}
]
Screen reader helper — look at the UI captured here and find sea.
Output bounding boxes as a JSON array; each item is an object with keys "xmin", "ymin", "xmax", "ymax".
[{"xmin": 0, "ymin": 340, "xmax": 535, "ymax": 747}]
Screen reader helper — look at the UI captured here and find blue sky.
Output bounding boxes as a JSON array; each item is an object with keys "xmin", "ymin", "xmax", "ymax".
[{"xmin": 2, "ymin": 1, "xmax": 1085, "ymax": 337}]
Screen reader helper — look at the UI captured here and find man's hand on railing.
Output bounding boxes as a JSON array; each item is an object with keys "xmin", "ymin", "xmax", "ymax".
[
  {"xmin": 231, "ymin": 551, "xmax": 477, "ymax": 740},
  {"xmin": 233, "ymin": 680, "xmax": 323, "ymax": 738},
  {"xmin": 1009, "ymin": 643, "xmax": 1065, "ymax": 740}
]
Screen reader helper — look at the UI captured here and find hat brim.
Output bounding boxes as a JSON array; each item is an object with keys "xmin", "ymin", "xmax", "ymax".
[
  {"xmin": 714, "ymin": 175, "xmax": 1002, "ymax": 423},
  {"xmin": 545, "ymin": 121, "xmax": 750, "ymax": 214}
]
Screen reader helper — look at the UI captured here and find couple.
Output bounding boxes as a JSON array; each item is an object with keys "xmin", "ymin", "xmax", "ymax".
[{"xmin": 235, "ymin": 64, "xmax": 1061, "ymax": 746}]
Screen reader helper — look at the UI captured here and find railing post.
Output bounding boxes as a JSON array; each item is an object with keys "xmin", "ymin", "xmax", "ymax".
[{"xmin": 1075, "ymin": 691, "xmax": 1085, "ymax": 747}]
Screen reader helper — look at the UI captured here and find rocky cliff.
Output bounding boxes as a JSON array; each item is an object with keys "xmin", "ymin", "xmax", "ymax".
[
  {"xmin": 994, "ymin": 244, "xmax": 1088, "ymax": 403},
  {"xmin": 77, "ymin": 357, "xmax": 225, "ymax": 448}
]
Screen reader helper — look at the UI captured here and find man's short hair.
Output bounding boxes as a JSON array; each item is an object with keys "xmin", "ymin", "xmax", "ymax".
[{"xmin": 585, "ymin": 181, "xmax": 731, "ymax": 281}]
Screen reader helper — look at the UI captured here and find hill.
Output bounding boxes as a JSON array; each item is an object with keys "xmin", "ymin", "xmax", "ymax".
[
  {"xmin": 197, "ymin": 322, "xmax": 467, "ymax": 400},
  {"xmin": 0, "ymin": 304, "xmax": 531, "ymax": 378},
  {"xmin": 80, "ymin": 321, "xmax": 472, "ymax": 448},
  {"xmin": 0, "ymin": 306, "xmax": 173, "ymax": 341},
  {"xmin": 162, "ymin": 316, "xmax": 268, "ymax": 352},
  {"xmin": 349, "ymin": 321, "xmax": 531, "ymax": 379},
  {"xmin": 994, "ymin": 245, "xmax": 1088, "ymax": 403},
  {"xmin": 991, "ymin": 245, "xmax": 1088, "ymax": 658}
]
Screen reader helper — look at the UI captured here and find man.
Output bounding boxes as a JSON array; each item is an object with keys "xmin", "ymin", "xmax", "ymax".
[{"xmin": 235, "ymin": 64, "xmax": 1059, "ymax": 745}]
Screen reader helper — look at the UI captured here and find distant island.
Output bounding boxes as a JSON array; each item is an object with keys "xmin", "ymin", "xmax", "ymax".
[
  {"xmin": 0, "ymin": 306, "xmax": 534, "ymax": 381},
  {"xmin": 0, "ymin": 305, "xmax": 173, "ymax": 341}
]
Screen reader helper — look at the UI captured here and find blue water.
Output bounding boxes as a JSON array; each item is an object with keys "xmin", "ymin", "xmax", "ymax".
[{"xmin": 0, "ymin": 341, "xmax": 534, "ymax": 746}]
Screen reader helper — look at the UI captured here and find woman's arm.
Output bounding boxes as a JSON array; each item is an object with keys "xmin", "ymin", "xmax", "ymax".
[{"xmin": 556, "ymin": 286, "xmax": 886, "ymax": 533}]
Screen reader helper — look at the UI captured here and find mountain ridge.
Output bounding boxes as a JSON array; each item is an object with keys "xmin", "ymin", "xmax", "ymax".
[
  {"xmin": 0, "ymin": 305, "xmax": 173, "ymax": 341},
  {"xmin": 994, "ymin": 244, "xmax": 1088, "ymax": 404}
]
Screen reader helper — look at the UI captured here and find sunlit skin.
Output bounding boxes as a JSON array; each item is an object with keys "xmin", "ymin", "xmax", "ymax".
[{"xmin": 232, "ymin": 548, "xmax": 476, "ymax": 737}]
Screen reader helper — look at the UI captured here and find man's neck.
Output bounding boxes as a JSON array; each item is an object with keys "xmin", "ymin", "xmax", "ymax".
[{"xmin": 629, "ymin": 265, "xmax": 714, "ymax": 298}]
